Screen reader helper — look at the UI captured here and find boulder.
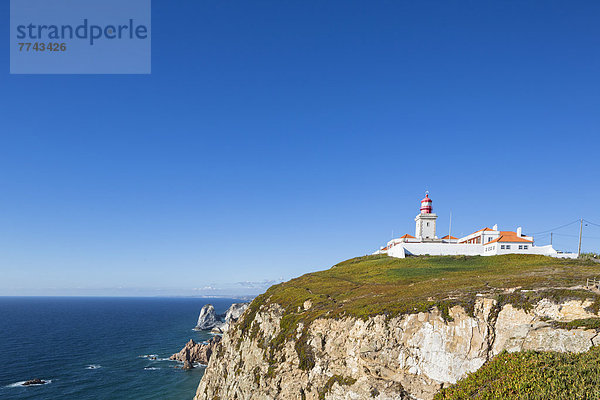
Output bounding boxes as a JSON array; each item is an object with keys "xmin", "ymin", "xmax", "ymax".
[{"xmin": 195, "ymin": 304, "xmax": 218, "ymax": 330}]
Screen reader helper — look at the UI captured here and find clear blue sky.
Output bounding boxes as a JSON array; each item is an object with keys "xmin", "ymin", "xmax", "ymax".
[{"xmin": 1, "ymin": 1, "xmax": 599, "ymax": 296}]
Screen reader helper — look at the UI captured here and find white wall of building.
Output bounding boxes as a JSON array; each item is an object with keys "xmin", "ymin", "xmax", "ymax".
[
  {"xmin": 528, "ymin": 244, "xmax": 578, "ymax": 259},
  {"xmin": 415, "ymin": 213, "xmax": 437, "ymax": 239},
  {"xmin": 385, "ymin": 242, "xmax": 578, "ymax": 259},
  {"xmin": 388, "ymin": 243, "xmax": 483, "ymax": 258},
  {"xmin": 484, "ymin": 242, "xmax": 532, "ymax": 256}
]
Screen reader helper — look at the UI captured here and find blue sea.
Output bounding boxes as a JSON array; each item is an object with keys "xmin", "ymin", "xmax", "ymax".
[{"xmin": 0, "ymin": 297, "xmax": 241, "ymax": 400}]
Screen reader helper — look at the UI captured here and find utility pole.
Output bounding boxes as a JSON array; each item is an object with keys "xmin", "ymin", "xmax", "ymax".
[
  {"xmin": 550, "ymin": 232, "xmax": 553, "ymax": 246},
  {"xmin": 578, "ymin": 219, "xmax": 583, "ymax": 257}
]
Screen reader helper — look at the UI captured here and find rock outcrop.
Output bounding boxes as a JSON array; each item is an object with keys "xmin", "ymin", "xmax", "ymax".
[
  {"xmin": 22, "ymin": 379, "xmax": 46, "ymax": 386},
  {"xmin": 195, "ymin": 304, "xmax": 219, "ymax": 330},
  {"xmin": 170, "ymin": 336, "xmax": 221, "ymax": 365},
  {"xmin": 182, "ymin": 359, "xmax": 194, "ymax": 370},
  {"xmin": 195, "ymin": 297, "xmax": 600, "ymax": 400},
  {"xmin": 194, "ymin": 302, "xmax": 250, "ymax": 333},
  {"xmin": 211, "ymin": 302, "xmax": 251, "ymax": 333},
  {"xmin": 225, "ymin": 302, "xmax": 250, "ymax": 324}
]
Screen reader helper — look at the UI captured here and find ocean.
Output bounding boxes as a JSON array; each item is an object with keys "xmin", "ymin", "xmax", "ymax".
[{"xmin": 0, "ymin": 297, "xmax": 241, "ymax": 400}]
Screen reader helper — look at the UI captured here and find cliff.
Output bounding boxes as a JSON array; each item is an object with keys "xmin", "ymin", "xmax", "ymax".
[{"xmin": 194, "ymin": 255, "xmax": 600, "ymax": 400}]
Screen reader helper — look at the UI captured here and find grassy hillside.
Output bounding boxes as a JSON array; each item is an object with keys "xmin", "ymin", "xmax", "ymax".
[
  {"xmin": 435, "ymin": 347, "xmax": 600, "ymax": 399},
  {"xmin": 244, "ymin": 254, "xmax": 599, "ymax": 323},
  {"xmin": 237, "ymin": 254, "xmax": 600, "ymax": 370}
]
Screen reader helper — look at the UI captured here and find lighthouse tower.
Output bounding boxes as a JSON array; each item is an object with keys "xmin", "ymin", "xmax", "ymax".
[{"xmin": 415, "ymin": 193, "xmax": 437, "ymax": 240}]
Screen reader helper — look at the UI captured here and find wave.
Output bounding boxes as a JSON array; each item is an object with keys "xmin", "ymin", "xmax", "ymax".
[
  {"xmin": 5, "ymin": 379, "xmax": 52, "ymax": 388},
  {"xmin": 85, "ymin": 365, "xmax": 102, "ymax": 369},
  {"xmin": 143, "ymin": 367, "xmax": 160, "ymax": 370},
  {"xmin": 139, "ymin": 354, "xmax": 158, "ymax": 358}
]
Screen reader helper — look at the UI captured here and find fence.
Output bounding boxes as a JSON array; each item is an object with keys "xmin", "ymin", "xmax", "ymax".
[{"xmin": 586, "ymin": 277, "xmax": 600, "ymax": 290}]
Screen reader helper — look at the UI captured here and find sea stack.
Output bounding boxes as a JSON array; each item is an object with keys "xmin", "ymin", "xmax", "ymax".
[
  {"xmin": 194, "ymin": 302, "xmax": 250, "ymax": 332},
  {"xmin": 194, "ymin": 304, "xmax": 218, "ymax": 330}
]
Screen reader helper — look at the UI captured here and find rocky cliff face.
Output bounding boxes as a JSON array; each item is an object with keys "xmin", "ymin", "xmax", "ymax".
[
  {"xmin": 225, "ymin": 303, "xmax": 250, "ymax": 324},
  {"xmin": 195, "ymin": 296, "xmax": 600, "ymax": 400}
]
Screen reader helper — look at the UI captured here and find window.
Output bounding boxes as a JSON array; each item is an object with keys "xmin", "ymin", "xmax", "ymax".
[
  {"xmin": 524, "ymin": 245, "xmax": 528, "ymax": 249},
  {"xmin": 518, "ymin": 245, "xmax": 523, "ymax": 250},
  {"xmin": 501, "ymin": 245, "xmax": 505, "ymax": 249},
  {"xmin": 426, "ymin": 222, "xmax": 430, "ymax": 227},
  {"xmin": 506, "ymin": 245, "xmax": 511, "ymax": 249}
]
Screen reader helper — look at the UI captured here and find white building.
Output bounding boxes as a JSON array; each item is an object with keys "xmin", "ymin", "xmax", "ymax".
[
  {"xmin": 376, "ymin": 194, "xmax": 577, "ymax": 259},
  {"xmin": 414, "ymin": 194, "xmax": 437, "ymax": 240}
]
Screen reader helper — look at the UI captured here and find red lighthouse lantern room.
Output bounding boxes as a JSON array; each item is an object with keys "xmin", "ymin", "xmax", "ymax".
[{"xmin": 420, "ymin": 193, "xmax": 432, "ymax": 214}]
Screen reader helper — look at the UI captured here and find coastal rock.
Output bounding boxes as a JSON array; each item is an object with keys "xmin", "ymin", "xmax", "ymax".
[
  {"xmin": 23, "ymin": 379, "xmax": 46, "ymax": 386},
  {"xmin": 224, "ymin": 302, "xmax": 249, "ymax": 324},
  {"xmin": 195, "ymin": 298, "xmax": 600, "ymax": 400},
  {"xmin": 210, "ymin": 322, "xmax": 227, "ymax": 334},
  {"xmin": 194, "ymin": 302, "xmax": 249, "ymax": 331},
  {"xmin": 194, "ymin": 304, "xmax": 218, "ymax": 330},
  {"xmin": 170, "ymin": 336, "xmax": 221, "ymax": 365}
]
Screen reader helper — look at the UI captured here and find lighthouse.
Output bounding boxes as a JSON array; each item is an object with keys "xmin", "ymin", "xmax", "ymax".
[
  {"xmin": 415, "ymin": 193, "xmax": 437, "ymax": 240},
  {"xmin": 374, "ymin": 192, "xmax": 579, "ymax": 259}
]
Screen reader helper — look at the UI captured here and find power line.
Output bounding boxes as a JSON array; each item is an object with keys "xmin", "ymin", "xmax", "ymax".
[
  {"xmin": 551, "ymin": 233, "xmax": 600, "ymax": 240},
  {"xmin": 584, "ymin": 219, "xmax": 600, "ymax": 228},
  {"xmin": 531, "ymin": 219, "xmax": 580, "ymax": 235}
]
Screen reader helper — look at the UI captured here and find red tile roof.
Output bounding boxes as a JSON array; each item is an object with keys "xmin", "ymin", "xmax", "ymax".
[
  {"xmin": 399, "ymin": 234, "xmax": 415, "ymax": 239},
  {"xmin": 441, "ymin": 235, "xmax": 458, "ymax": 239},
  {"xmin": 487, "ymin": 232, "xmax": 533, "ymax": 245}
]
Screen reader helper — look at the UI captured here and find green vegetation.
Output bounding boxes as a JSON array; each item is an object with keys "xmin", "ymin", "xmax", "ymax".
[
  {"xmin": 435, "ymin": 347, "xmax": 600, "ymax": 399},
  {"xmin": 550, "ymin": 318, "xmax": 600, "ymax": 330},
  {"xmin": 581, "ymin": 252, "xmax": 600, "ymax": 261},
  {"xmin": 253, "ymin": 366, "xmax": 261, "ymax": 385},
  {"xmin": 236, "ymin": 254, "xmax": 600, "ymax": 371},
  {"xmin": 318, "ymin": 375, "xmax": 357, "ymax": 400}
]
